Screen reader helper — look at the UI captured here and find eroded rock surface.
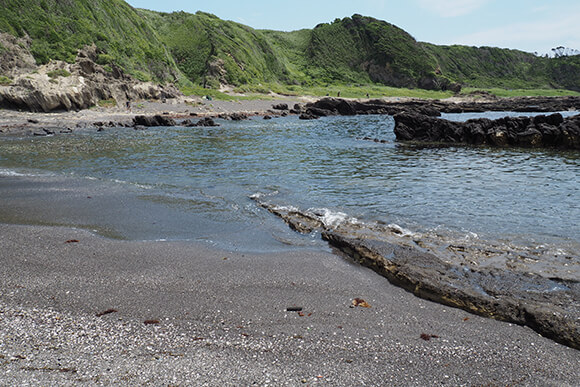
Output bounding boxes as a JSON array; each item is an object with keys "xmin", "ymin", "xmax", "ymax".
[
  {"xmin": 251, "ymin": 196, "xmax": 580, "ymax": 350},
  {"xmin": 0, "ymin": 41, "xmax": 179, "ymax": 112},
  {"xmin": 394, "ymin": 112, "xmax": 580, "ymax": 149}
]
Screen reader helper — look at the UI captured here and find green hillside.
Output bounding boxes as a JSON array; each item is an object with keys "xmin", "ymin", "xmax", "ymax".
[
  {"xmin": 423, "ymin": 44, "xmax": 550, "ymax": 89},
  {"xmin": 140, "ymin": 10, "xmax": 297, "ymax": 87},
  {"xmin": 302, "ymin": 15, "xmax": 439, "ymax": 87},
  {"xmin": 0, "ymin": 0, "xmax": 179, "ymax": 82},
  {"xmin": 0, "ymin": 0, "xmax": 578, "ymax": 94}
]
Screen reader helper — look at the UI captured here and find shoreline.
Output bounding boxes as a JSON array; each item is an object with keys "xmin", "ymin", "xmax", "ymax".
[
  {"xmin": 2, "ymin": 94, "xmax": 578, "ymax": 137},
  {"xmin": 1, "ymin": 222, "xmax": 579, "ymax": 385},
  {"xmin": 1, "ymin": 96, "xmax": 579, "ymax": 383}
]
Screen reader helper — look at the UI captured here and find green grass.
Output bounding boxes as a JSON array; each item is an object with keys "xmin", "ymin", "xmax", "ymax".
[
  {"xmin": 461, "ymin": 87, "xmax": 580, "ymax": 98},
  {"xmin": 0, "ymin": 75, "xmax": 12, "ymax": 85},
  {"xmin": 0, "ymin": 0, "xmax": 179, "ymax": 82},
  {"xmin": 97, "ymin": 98, "xmax": 117, "ymax": 108},
  {"xmin": 180, "ymin": 85, "xmax": 239, "ymax": 101},
  {"xmin": 1, "ymin": 4, "xmax": 579, "ymax": 96},
  {"xmin": 47, "ymin": 69, "xmax": 71, "ymax": 78}
]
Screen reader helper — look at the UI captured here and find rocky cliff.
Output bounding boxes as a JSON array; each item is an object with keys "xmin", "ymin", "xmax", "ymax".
[{"xmin": 0, "ymin": 35, "xmax": 179, "ymax": 112}]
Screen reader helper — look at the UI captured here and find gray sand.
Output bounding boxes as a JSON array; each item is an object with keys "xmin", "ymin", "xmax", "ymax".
[
  {"xmin": 1, "ymin": 224, "xmax": 578, "ymax": 386},
  {"xmin": 1, "ymin": 99, "xmax": 579, "ymax": 384},
  {"xmin": 0, "ymin": 96, "xmax": 308, "ymax": 136}
]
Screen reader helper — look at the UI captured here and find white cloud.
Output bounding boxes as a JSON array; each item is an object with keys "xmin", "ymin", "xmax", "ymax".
[
  {"xmin": 455, "ymin": 10, "xmax": 580, "ymax": 53},
  {"xmin": 417, "ymin": 0, "xmax": 490, "ymax": 17}
]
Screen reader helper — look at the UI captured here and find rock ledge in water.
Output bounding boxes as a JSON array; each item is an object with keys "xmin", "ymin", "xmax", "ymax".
[{"xmin": 394, "ymin": 112, "xmax": 580, "ymax": 150}]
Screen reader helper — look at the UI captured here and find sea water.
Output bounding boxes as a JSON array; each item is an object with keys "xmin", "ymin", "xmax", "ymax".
[{"xmin": 0, "ymin": 112, "xmax": 578, "ymax": 278}]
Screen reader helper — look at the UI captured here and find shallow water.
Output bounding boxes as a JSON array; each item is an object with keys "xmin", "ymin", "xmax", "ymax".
[{"xmin": 0, "ymin": 113, "xmax": 578, "ymax": 277}]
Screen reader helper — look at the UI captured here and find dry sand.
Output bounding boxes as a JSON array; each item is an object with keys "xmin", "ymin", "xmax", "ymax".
[
  {"xmin": 1, "ymin": 98, "xmax": 579, "ymax": 385},
  {"xmin": 0, "ymin": 223, "xmax": 579, "ymax": 385}
]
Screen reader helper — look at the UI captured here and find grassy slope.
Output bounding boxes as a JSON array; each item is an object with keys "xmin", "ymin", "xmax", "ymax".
[
  {"xmin": 0, "ymin": 0, "xmax": 578, "ymax": 95},
  {"xmin": 423, "ymin": 44, "xmax": 550, "ymax": 88},
  {"xmin": 142, "ymin": 10, "xmax": 296, "ymax": 87},
  {"xmin": 303, "ymin": 15, "xmax": 438, "ymax": 87},
  {"xmin": 0, "ymin": 0, "xmax": 178, "ymax": 82}
]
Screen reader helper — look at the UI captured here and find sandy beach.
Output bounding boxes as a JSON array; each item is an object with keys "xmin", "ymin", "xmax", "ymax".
[
  {"xmin": 1, "ymin": 223, "xmax": 579, "ymax": 386},
  {"xmin": 1, "ymin": 98, "xmax": 579, "ymax": 385},
  {"xmin": 0, "ymin": 96, "xmax": 310, "ymax": 136}
]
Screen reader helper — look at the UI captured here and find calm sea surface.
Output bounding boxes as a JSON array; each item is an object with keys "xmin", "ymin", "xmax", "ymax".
[{"xmin": 0, "ymin": 112, "xmax": 578, "ymax": 276}]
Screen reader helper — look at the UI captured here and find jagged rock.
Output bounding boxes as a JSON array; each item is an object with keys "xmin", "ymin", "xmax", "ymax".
[
  {"xmin": 252, "ymin": 196, "xmax": 580, "ymax": 350},
  {"xmin": 229, "ymin": 112, "xmax": 249, "ymax": 121},
  {"xmin": 321, "ymin": 232, "xmax": 580, "ymax": 350},
  {"xmin": 133, "ymin": 115, "xmax": 176, "ymax": 127},
  {"xmin": 272, "ymin": 103, "xmax": 289, "ymax": 110},
  {"xmin": 193, "ymin": 117, "xmax": 219, "ymax": 127},
  {"xmin": 394, "ymin": 112, "xmax": 580, "ymax": 149},
  {"xmin": 0, "ymin": 42, "xmax": 180, "ymax": 112},
  {"xmin": 299, "ymin": 112, "xmax": 319, "ymax": 120}
]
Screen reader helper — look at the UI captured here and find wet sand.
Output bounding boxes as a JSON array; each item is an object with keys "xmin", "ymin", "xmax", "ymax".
[
  {"xmin": 1, "ymin": 222, "xmax": 579, "ymax": 385},
  {"xmin": 1, "ymin": 99, "xmax": 579, "ymax": 384}
]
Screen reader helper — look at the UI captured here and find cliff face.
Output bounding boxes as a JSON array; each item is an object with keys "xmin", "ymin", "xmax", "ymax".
[{"xmin": 0, "ymin": 41, "xmax": 179, "ymax": 112}]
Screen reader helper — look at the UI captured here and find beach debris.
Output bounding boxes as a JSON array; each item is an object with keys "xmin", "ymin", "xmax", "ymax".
[
  {"xmin": 420, "ymin": 333, "xmax": 440, "ymax": 341},
  {"xmin": 144, "ymin": 319, "xmax": 160, "ymax": 325},
  {"xmin": 351, "ymin": 298, "xmax": 371, "ymax": 308},
  {"xmin": 95, "ymin": 308, "xmax": 118, "ymax": 317},
  {"xmin": 286, "ymin": 306, "xmax": 303, "ymax": 312},
  {"xmin": 65, "ymin": 239, "xmax": 79, "ymax": 244}
]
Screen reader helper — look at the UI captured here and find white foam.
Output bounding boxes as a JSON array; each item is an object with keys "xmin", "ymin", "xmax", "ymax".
[
  {"xmin": 0, "ymin": 168, "xmax": 28, "ymax": 177},
  {"xmin": 386, "ymin": 223, "xmax": 417, "ymax": 237},
  {"xmin": 308, "ymin": 208, "xmax": 355, "ymax": 228}
]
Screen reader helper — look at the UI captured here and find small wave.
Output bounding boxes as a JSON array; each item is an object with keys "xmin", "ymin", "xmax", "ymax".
[
  {"xmin": 249, "ymin": 190, "xmax": 280, "ymax": 200},
  {"xmin": 386, "ymin": 223, "xmax": 418, "ymax": 238},
  {"xmin": 110, "ymin": 179, "xmax": 153, "ymax": 190},
  {"xmin": 307, "ymin": 208, "xmax": 356, "ymax": 229},
  {"xmin": 0, "ymin": 168, "xmax": 29, "ymax": 177},
  {"xmin": 0, "ymin": 168, "xmax": 54, "ymax": 178}
]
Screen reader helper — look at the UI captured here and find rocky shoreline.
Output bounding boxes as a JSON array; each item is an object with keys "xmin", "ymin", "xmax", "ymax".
[
  {"xmin": 394, "ymin": 112, "xmax": 580, "ymax": 149},
  {"xmin": 251, "ymin": 197, "xmax": 580, "ymax": 350},
  {"xmin": 2, "ymin": 223, "xmax": 578, "ymax": 385}
]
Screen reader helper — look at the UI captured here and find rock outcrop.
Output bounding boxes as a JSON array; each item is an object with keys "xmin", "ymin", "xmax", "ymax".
[
  {"xmin": 394, "ymin": 112, "xmax": 580, "ymax": 149},
  {"xmin": 0, "ymin": 43, "xmax": 180, "ymax": 112},
  {"xmin": 133, "ymin": 115, "xmax": 177, "ymax": 127},
  {"xmin": 251, "ymin": 196, "xmax": 580, "ymax": 350}
]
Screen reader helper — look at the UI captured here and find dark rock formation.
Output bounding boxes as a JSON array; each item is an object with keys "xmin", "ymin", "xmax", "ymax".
[
  {"xmin": 251, "ymin": 196, "xmax": 580, "ymax": 350},
  {"xmin": 272, "ymin": 103, "xmax": 289, "ymax": 110},
  {"xmin": 394, "ymin": 112, "xmax": 580, "ymax": 149},
  {"xmin": 322, "ymin": 233, "xmax": 580, "ymax": 350},
  {"xmin": 192, "ymin": 117, "xmax": 219, "ymax": 127},
  {"xmin": 294, "ymin": 96, "xmax": 580, "ymax": 121},
  {"xmin": 133, "ymin": 115, "xmax": 176, "ymax": 127},
  {"xmin": 229, "ymin": 112, "xmax": 249, "ymax": 121}
]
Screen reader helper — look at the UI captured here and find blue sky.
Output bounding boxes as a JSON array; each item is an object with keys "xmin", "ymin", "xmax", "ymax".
[{"xmin": 126, "ymin": 0, "xmax": 580, "ymax": 55}]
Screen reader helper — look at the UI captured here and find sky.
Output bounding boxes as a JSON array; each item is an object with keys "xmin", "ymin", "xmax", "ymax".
[{"xmin": 126, "ymin": 0, "xmax": 580, "ymax": 56}]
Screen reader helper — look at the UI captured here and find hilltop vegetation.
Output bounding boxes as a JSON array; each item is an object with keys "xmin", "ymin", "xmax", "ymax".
[
  {"xmin": 0, "ymin": 0, "xmax": 579, "ymax": 95},
  {"xmin": 0, "ymin": 0, "xmax": 179, "ymax": 82}
]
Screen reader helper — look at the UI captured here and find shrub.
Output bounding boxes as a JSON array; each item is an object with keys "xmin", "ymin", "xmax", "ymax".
[
  {"xmin": 0, "ymin": 75, "xmax": 12, "ymax": 85},
  {"xmin": 97, "ymin": 98, "xmax": 117, "ymax": 108},
  {"xmin": 47, "ymin": 69, "xmax": 71, "ymax": 78}
]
